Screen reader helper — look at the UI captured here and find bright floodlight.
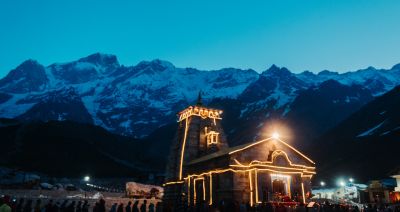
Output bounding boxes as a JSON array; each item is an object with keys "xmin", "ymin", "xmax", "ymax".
[
  {"xmin": 320, "ymin": 181, "xmax": 326, "ymax": 186},
  {"xmin": 272, "ymin": 132, "xmax": 280, "ymax": 139},
  {"xmin": 339, "ymin": 181, "xmax": 345, "ymax": 187},
  {"xmin": 84, "ymin": 176, "xmax": 90, "ymax": 182}
]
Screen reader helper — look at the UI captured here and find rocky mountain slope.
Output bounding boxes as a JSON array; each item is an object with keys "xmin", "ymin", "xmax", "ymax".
[
  {"xmin": 310, "ymin": 85, "xmax": 400, "ymax": 182},
  {"xmin": 0, "ymin": 53, "xmax": 399, "ymax": 142}
]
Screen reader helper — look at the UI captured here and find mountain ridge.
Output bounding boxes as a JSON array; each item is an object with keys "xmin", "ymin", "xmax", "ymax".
[{"xmin": 1, "ymin": 53, "xmax": 400, "ymax": 139}]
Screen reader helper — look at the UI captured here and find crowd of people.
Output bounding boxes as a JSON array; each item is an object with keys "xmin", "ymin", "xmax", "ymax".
[
  {"xmin": 2, "ymin": 195, "xmax": 400, "ymax": 212},
  {"xmin": 162, "ymin": 200, "xmax": 400, "ymax": 212},
  {"xmin": 0, "ymin": 196, "xmax": 160, "ymax": 212}
]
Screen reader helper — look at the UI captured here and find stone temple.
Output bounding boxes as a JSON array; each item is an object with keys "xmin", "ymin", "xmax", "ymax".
[{"xmin": 163, "ymin": 99, "xmax": 316, "ymax": 208}]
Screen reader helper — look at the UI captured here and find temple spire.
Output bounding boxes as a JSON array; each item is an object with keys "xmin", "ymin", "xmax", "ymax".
[{"xmin": 196, "ymin": 91, "xmax": 203, "ymax": 106}]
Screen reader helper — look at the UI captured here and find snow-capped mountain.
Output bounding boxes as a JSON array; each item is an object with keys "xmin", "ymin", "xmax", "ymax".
[{"xmin": 0, "ymin": 53, "xmax": 399, "ymax": 138}]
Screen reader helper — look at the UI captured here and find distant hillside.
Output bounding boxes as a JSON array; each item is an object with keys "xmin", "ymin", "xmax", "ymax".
[
  {"xmin": 0, "ymin": 119, "xmax": 161, "ymax": 178},
  {"xmin": 310, "ymin": 85, "xmax": 400, "ymax": 182}
]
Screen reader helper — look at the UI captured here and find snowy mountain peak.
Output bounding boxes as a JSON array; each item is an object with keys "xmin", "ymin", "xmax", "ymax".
[
  {"xmin": 0, "ymin": 53, "xmax": 400, "ymax": 138},
  {"xmin": 135, "ymin": 59, "xmax": 175, "ymax": 73},
  {"xmin": 0, "ymin": 59, "xmax": 48, "ymax": 93},
  {"xmin": 78, "ymin": 53, "xmax": 119, "ymax": 68},
  {"xmin": 261, "ymin": 64, "xmax": 291, "ymax": 77},
  {"xmin": 318, "ymin": 70, "xmax": 339, "ymax": 76},
  {"xmin": 391, "ymin": 63, "xmax": 400, "ymax": 71}
]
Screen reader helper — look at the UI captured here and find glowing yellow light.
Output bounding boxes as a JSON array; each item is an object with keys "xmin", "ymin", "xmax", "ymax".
[
  {"xmin": 272, "ymin": 132, "xmax": 280, "ymax": 139},
  {"xmin": 249, "ymin": 170, "xmax": 253, "ymax": 207},
  {"xmin": 229, "ymin": 137, "xmax": 315, "ymax": 165},
  {"xmin": 163, "ymin": 181, "xmax": 184, "ymax": 186},
  {"xmin": 232, "ymin": 152, "xmax": 316, "ymax": 171},
  {"xmin": 229, "ymin": 138, "xmax": 273, "ymax": 155},
  {"xmin": 193, "ymin": 177, "xmax": 206, "ymax": 204},
  {"xmin": 203, "ymin": 178, "xmax": 206, "ymax": 201},
  {"xmin": 209, "ymin": 173, "xmax": 213, "ymax": 205},
  {"xmin": 178, "ymin": 106, "xmax": 222, "ymax": 122},
  {"xmin": 276, "ymin": 138, "xmax": 315, "ymax": 164},
  {"xmin": 255, "ymin": 169, "xmax": 259, "ymax": 204},
  {"xmin": 301, "ymin": 182, "xmax": 306, "ymax": 204},
  {"xmin": 188, "ymin": 178, "xmax": 191, "ymax": 205},
  {"xmin": 206, "ymin": 130, "xmax": 219, "ymax": 145},
  {"xmin": 179, "ymin": 117, "xmax": 190, "ymax": 180}
]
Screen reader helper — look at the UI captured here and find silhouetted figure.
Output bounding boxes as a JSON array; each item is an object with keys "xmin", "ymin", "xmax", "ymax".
[
  {"xmin": 140, "ymin": 200, "xmax": 146, "ymax": 212},
  {"xmin": 148, "ymin": 203, "xmax": 154, "ymax": 212},
  {"xmin": 125, "ymin": 202, "xmax": 131, "ymax": 212},
  {"xmin": 76, "ymin": 201, "xmax": 82, "ymax": 212},
  {"xmin": 98, "ymin": 199, "xmax": 106, "ymax": 212},
  {"xmin": 82, "ymin": 201, "xmax": 89, "ymax": 212},
  {"xmin": 66, "ymin": 201, "xmax": 75, "ymax": 212},
  {"xmin": 132, "ymin": 201, "xmax": 139, "ymax": 212},
  {"xmin": 239, "ymin": 201, "xmax": 247, "ymax": 212},
  {"xmin": 155, "ymin": 202, "xmax": 161, "ymax": 212},
  {"xmin": 117, "ymin": 204, "xmax": 123, "ymax": 212},
  {"xmin": 54, "ymin": 202, "xmax": 60, "ymax": 212},
  {"xmin": 45, "ymin": 200, "xmax": 54, "ymax": 212},
  {"xmin": 0, "ymin": 196, "xmax": 11, "ymax": 212},
  {"xmin": 109, "ymin": 203, "xmax": 117, "ymax": 212},
  {"xmin": 34, "ymin": 199, "xmax": 41, "ymax": 212},
  {"xmin": 16, "ymin": 199, "xmax": 24, "ymax": 212},
  {"xmin": 23, "ymin": 200, "xmax": 33, "ymax": 212},
  {"xmin": 60, "ymin": 200, "xmax": 68, "ymax": 212}
]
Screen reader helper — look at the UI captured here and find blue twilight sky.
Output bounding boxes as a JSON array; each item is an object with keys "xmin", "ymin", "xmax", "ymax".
[{"xmin": 1, "ymin": 0, "xmax": 400, "ymax": 77}]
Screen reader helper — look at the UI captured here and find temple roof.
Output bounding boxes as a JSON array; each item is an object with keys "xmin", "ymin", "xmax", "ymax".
[{"xmin": 186, "ymin": 137, "xmax": 315, "ymax": 166}]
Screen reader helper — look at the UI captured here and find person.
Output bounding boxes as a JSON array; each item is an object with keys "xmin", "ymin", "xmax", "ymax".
[
  {"xmin": 60, "ymin": 200, "xmax": 68, "ymax": 212},
  {"xmin": 140, "ymin": 200, "xmax": 146, "ymax": 212},
  {"xmin": 98, "ymin": 199, "xmax": 106, "ymax": 212},
  {"xmin": 132, "ymin": 201, "xmax": 139, "ymax": 212},
  {"xmin": 295, "ymin": 202, "xmax": 306, "ymax": 212},
  {"xmin": 239, "ymin": 201, "xmax": 247, "ymax": 212},
  {"xmin": 23, "ymin": 200, "xmax": 33, "ymax": 212},
  {"xmin": 34, "ymin": 199, "xmax": 41, "ymax": 212},
  {"xmin": 54, "ymin": 202, "xmax": 60, "ymax": 212},
  {"xmin": 66, "ymin": 201, "xmax": 75, "ymax": 212},
  {"xmin": 109, "ymin": 203, "xmax": 117, "ymax": 212},
  {"xmin": 76, "ymin": 201, "xmax": 82, "ymax": 212},
  {"xmin": 117, "ymin": 203, "xmax": 123, "ymax": 212},
  {"xmin": 16, "ymin": 199, "xmax": 24, "ymax": 212},
  {"xmin": 148, "ymin": 202, "xmax": 154, "ymax": 212},
  {"xmin": 125, "ymin": 202, "xmax": 131, "ymax": 212},
  {"xmin": 0, "ymin": 196, "xmax": 12, "ymax": 212},
  {"xmin": 155, "ymin": 202, "xmax": 162, "ymax": 212},
  {"xmin": 45, "ymin": 200, "xmax": 54, "ymax": 212},
  {"xmin": 82, "ymin": 201, "xmax": 89, "ymax": 212}
]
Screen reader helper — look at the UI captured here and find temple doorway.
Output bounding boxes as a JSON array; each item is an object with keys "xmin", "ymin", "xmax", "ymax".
[{"xmin": 270, "ymin": 174, "xmax": 291, "ymax": 201}]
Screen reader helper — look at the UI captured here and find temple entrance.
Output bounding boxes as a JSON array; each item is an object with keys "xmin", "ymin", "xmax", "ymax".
[
  {"xmin": 270, "ymin": 174, "xmax": 291, "ymax": 201},
  {"xmin": 272, "ymin": 179, "xmax": 285, "ymax": 194},
  {"xmin": 194, "ymin": 178, "xmax": 205, "ymax": 204}
]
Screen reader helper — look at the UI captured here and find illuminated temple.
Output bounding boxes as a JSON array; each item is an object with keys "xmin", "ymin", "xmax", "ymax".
[{"xmin": 163, "ymin": 100, "xmax": 316, "ymax": 207}]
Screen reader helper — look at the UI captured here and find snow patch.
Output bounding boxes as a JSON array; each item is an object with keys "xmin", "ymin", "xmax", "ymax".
[{"xmin": 357, "ymin": 120, "xmax": 386, "ymax": 137}]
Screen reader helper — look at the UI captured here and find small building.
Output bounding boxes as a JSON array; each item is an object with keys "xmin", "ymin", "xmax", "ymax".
[
  {"xmin": 163, "ymin": 100, "xmax": 316, "ymax": 207},
  {"xmin": 366, "ymin": 180, "xmax": 396, "ymax": 203},
  {"xmin": 391, "ymin": 169, "xmax": 400, "ymax": 203}
]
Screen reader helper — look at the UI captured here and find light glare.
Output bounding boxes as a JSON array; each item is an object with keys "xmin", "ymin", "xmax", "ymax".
[{"xmin": 272, "ymin": 132, "xmax": 280, "ymax": 139}]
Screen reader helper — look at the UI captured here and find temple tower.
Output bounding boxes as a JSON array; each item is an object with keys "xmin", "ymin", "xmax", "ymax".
[{"xmin": 163, "ymin": 97, "xmax": 228, "ymax": 205}]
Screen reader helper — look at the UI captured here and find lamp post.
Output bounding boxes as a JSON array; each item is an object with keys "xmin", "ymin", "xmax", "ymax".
[{"xmin": 83, "ymin": 176, "xmax": 90, "ymax": 198}]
